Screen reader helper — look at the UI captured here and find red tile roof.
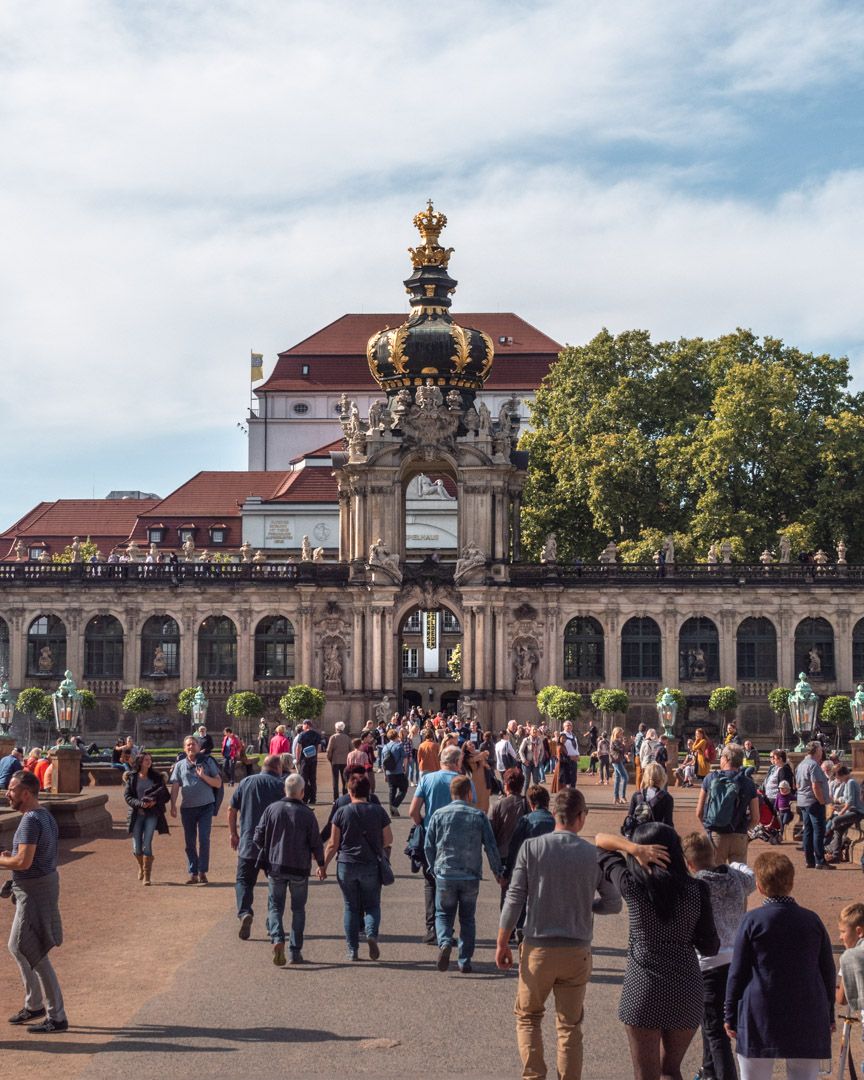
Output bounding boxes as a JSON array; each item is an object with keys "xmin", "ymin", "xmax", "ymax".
[
  {"xmin": 289, "ymin": 438, "xmax": 344, "ymax": 465},
  {"xmin": 0, "ymin": 498, "xmax": 161, "ymax": 560},
  {"xmin": 270, "ymin": 467, "xmax": 339, "ymax": 503},
  {"xmin": 257, "ymin": 312, "xmax": 562, "ymax": 393}
]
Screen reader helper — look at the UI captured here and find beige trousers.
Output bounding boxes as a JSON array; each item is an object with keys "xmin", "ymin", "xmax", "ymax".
[
  {"xmin": 514, "ymin": 943, "xmax": 592, "ymax": 1080},
  {"xmin": 709, "ymin": 830, "xmax": 749, "ymax": 864}
]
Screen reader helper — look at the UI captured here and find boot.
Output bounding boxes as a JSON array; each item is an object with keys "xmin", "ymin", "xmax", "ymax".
[
  {"xmin": 134, "ymin": 853, "xmax": 144, "ymax": 881},
  {"xmin": 143, "ymin": 855, "xmax": 154, "ymax": 886}
]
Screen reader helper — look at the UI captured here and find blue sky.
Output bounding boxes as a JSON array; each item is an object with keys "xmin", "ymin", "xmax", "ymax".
[{"xmin": 1, "ymin": 0, "xmax": 863, "ymax": 528}]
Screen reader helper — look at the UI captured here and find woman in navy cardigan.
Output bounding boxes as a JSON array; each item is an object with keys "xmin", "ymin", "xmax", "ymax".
[{"xmin": 724, "ymin": 851, "xmax": 834, "ymax": 1080}]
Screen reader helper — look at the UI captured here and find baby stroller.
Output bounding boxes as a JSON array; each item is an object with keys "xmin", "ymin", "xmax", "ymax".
[{"xmin": 748, "ymin": 793, "xmax": 783, "ymax": 845}]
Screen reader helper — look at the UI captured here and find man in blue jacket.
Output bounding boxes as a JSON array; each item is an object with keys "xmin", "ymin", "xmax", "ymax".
[
  {"xmin": 424, "ymin": 773, "xmax": 506, "ymax": 973},
  {"xmin": 383, "ymin": 727, "xmax": 408, "ymax": 817}
]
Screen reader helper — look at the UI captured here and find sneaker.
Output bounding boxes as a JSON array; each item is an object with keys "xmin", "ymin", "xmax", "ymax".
[
  {"xmin": 288, "ymin": 953, "xmax": 304, "ymax": 965},
  {"xmin": 9, "ymin": 1007, "xmax": 46, "ymax": 1025},
  {"xmin": 437, "ymin": 944, "xmax": 452, "ymax": 972},
  {"xmin": 273, "ymin": 943, "xmax": 286, "ymax": 967},
  {"xmin": 198, "ymin": 873, "xmax": 208, "ymax": 885},
  {"xmin": 816, "ymin": 861, "xmax": 836, "ymax": 870},
  {"xmin": 27, "ymin": 1017, "xmax": 68, "ymax": 1034},
  {"xmin": 390, "ymin": 809, "xmax": 400, "ymax": 817},
  {"xmin": 458, "ymin": 962, "xmax": 473, "ymax": 973},
  {"xmin": 238, "ymin": 914, "xmax": 253, "ymax": 940},
  {"xmin": 185, "ymin": 874, "xmax": 199, "ymax": 885},
  {"xmin": 368, "ymin": 936, "xmax": 380, "ymax": 961},
  {"xmin": 346, "ymin": 950, "xmax": 359, "ymax": 961}
]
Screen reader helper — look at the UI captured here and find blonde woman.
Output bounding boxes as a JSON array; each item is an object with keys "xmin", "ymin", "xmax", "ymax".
[
  {"xmin": 626, "ymin": 761, "xmax": 675, "ymax": 829},
  {"xmin": 610, "ymin": 727, "xmax": 630, "ymax": 804}
]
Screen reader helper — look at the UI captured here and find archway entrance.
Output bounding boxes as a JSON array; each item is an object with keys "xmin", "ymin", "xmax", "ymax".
[{"xmin": 398, "ymin": 603, "xmax": 462, "ymax": 718}]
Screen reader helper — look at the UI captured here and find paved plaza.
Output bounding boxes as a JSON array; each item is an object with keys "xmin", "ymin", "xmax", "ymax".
[{"xmin": 0, "ymin": 772, "xmax": 857, "ymax": 1080}]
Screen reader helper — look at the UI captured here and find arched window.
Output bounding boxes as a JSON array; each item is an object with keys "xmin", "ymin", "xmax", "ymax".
[
  {"xmin": 84, "ymin": 615, "xmax": 124, "ymax": 678},
  {"xmin": 854, "ymin": 619, "xmax": 864, "ymax": 682},
  {"xmin": 198, "ymin": 616, "xmax": 237, "ymax": 679},
  {"xmin": 678, "ymin": 617, "xmax": 719, "ymax": 682},
  {"xmin": 621, "ymin": 617, "xmax": 661, "ymax": 681},
  {"xmin": 794, "ymin": 617, "xmax": 835, "ymax": 681},
  {"xmin": 737, "ymin": 617, "xmax": 777, "ymax": 680},
  {"xmin": 140, "ymin": 615, "xmax": 180, "ymax": 678},
  {"xmin": 0, "ymin": 616, "xmax": 8, "ymax": 677},
  {"xmin": 254, "ymin": 616, "xmax": 295, "ymax": 679},
  {"xmin": 27, "ymin": 614, "xmax": 66, "ymax": 677},
  {"xmin": 563, "ymin": 617, "xmax": 604, "ymax": 680}
]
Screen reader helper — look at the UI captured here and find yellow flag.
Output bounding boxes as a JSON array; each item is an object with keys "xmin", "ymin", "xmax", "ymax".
[{"xmin": 251, "ymin": 352, "xmax": 263, "ymax": 382}]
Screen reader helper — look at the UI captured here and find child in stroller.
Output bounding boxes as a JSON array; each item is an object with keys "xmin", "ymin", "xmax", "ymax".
[{"xmin": 749, "ymin": 789, "xmax": 785, "ymax": 845}]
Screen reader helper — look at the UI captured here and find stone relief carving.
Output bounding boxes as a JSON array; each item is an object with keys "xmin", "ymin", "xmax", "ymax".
[
  {"xmin": 368, "ymin": 538, "xmax": 402, "ymax": 584},
  {"xmin": 454, "ymin": 540, "xmax": 486, "ymax": 583}
]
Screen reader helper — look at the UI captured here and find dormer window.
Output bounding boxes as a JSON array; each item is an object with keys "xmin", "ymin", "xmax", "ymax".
[
  {"xmin": 147, "ymin": 528, "xmax": 165, "ymax": 545},
  {"xmin": 29, "ymin": 546, "xmax": 45, "ymax": 561},
  {"xmin": 209, "ymin": 526, "xmax": 226, "ymax": 544},
  {"xmin": 301, "ymin": 364, "xmax": 310, "ymax": 376},
  {"xmin": 179, "ymin": 529, "xmax": 195, "ymax": 544}
]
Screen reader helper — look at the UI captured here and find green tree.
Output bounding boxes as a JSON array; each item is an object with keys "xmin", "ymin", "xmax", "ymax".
[
  {"xmin": 16, "ymin": 687, "xmax": 48, "ymax": 745},
  {"xmin": 655, "ymin": 688, "xmax": 687, "ymax": 712},
  {"xmin": 768, "ymin": 687, "xmax": 791, "ymax": 716},
  {"xmin": 52, "ymin": 536, "xmax": 100, "ymax": 563},
  {"xmin": 590, "ymin": 688, "xmax": 629, "ymax": 717},
  {"xmin": 547, "ymin": 689, "xmax": 583, "ymax": 725},
  {"xmin": 822, "ymin": 695, "xmax": 853, "ymax": 730},
  {"xmin": 521, "ymin": 327, "xmax": 858, "ymax": 561},
  {"xmin": 709, "ymin": 687, "xmax": 739, "ymax": 721},
  {"xmin": 177, "ymin": 687, "xmax": 199, "ymax": 717},
  {"xmin": 279, "ymin": 685, "xmax": 326, "ymax": 725},
  {"xmin": 122, "ymin": 688, "xmax": 155, "ymax": 715},
  {"xmin": 79, "ymin": 689, "xmax": 98, "ymax": 712},
  {"xmin": 226, "ymin": 692, "xmax": 265, "ymax": 719},
  {"xmin": 447, "ymin": 643, "xmax": 461, "ymax": 681}
]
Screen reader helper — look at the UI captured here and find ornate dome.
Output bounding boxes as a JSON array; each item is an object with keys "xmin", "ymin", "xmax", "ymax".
[{"xmin": 367, "ymin": 202, "xmax": 494, "ymax": 404}]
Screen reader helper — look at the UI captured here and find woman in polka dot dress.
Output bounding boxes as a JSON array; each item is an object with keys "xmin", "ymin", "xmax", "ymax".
[{"xmin": 595, "ymin": 822, "xmax": 720, "ymax": 1080}]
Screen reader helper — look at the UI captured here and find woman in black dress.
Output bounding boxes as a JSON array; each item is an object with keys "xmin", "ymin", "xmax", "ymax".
[{"xmin": 595, "ymin": 822, "xmax": 719, "ymax": 1080}]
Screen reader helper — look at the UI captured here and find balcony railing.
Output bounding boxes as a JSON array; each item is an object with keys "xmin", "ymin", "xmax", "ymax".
[{"xmin": 0, "ymin": 561, "xmax": 351, "ymax": 586}]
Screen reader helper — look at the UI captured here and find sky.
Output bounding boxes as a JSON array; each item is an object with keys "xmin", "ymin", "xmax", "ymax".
[{"xmin": 1, "ymin": 0, "xmax": 864, "ymax": 528}]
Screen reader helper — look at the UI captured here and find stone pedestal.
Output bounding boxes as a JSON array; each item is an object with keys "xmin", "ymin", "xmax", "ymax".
[
  {"xmin": 49, "ymin": 745, "xmax": 83, "ymax": 794},
  {"xmin": 511, "ymin": 680, "xmax": 539, "ymax": 726},
  {"xmin": 663, "ymin": 738, "xmax": 680, "ymax": 781},
  {"xmin": 851, "ymin": 740, "xmax": 864, "ymax": 777},
  {"xmin": 0, "ymin": 733, "xmax": 15, "ymax": 761},
  {"xmin": 787, "ymin": 751, "xmax": 806, "ymax": 775}
]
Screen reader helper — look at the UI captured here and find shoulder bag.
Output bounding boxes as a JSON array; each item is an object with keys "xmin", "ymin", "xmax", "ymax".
[{"xmin": 353, "ymin": 804, "xmax": 395, "ymax": 886}]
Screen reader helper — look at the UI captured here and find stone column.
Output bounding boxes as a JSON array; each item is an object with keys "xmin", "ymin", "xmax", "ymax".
[
  {"xmin": 183, "ymin": 616, "xmax": 197, "ymax": 688},
  {"xmin": 352, "ymin": 609, "xmax": 364, "ymax": 692},
  {"xmin": 662, "ymin": 612, "xmax": 677, "ymax": 690},
  {"xmin": 836, "ymin": 609, "xmax": 852, "ymax": 692},
  {"xmin": 236, "ymin": 615, "xmax": 253, "ymax": 688},
  {"xmin": 512, "ymin": 495, "xmax": 521, "ymax": 562},
  {"xmin": 473, "ymin": 608, "xmax": 485, "ymax": 691},
  {"xmin": 65, "ymin": 612, "xmax": 83, "ymax": 681},
  {"xmin": 719, "ymin": 610, "xmax": 736, "ymax": 688},
  {"xmin": 299, "ymin": 608, "xmax": 314, "ymax": 685},
  {"xmin": 50, "ymin": 745, "xmax": 83, "ymax": 794},
  {"xmin": 371, "ymin": 608, "xmax": 383, "ymax": 692},
  {"xmin": 10, "ymin": 619, "xmax": 26, "ymax": 688},
  {"xmin": 123, "ymin": 610, "xmax": 139, "ymax": 688},
  {"xmin": 494, "ymin": 607, "xmax": 507, "ymax": 694},
  {"xmin": 462, "ymin": 608, "xmax": 474, "ymax": 692},
  {"xmin": 777, "ymin": 613, "xmax": 792, "ymax": 687},
  {"xmin": 605, "ymin": 612, "xmax": 621, "ymax": 689},
  {"xmin": 383, "ymin": 609, "xmax": 396, "ymax": 693}
]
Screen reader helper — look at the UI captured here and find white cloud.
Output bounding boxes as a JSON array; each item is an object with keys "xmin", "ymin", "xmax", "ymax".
[{"xmin": 0, "ymin": 0, "xmax": 863, "ymax": 525}]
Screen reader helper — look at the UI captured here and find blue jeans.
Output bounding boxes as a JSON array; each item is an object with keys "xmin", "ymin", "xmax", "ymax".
[
  {"xmin": 267, "ymin": 872, "xmax": 309, "ymax": 955},
  {"xmin": 235, "ymin": 856, "xmax": 260, "ymax": 919},
  {"xmin": 523, "ymin": 763, "xmax": 542, "ymax": 787},
  {"xmin": 180, "ymin": 803, "xmax": 214, "ymax": 875},
  {"xmin": 131, "ymin": 813, "xmax": 157, "ymax": 856},
  {"xmin": 612, "ymin": 761, "xmax": 628, "ymax": 800},
  {"xmin": 336, "ymin": 861, "xmax": 381, "ymax": 954},
  {"xmin": 800, "ymin": 802, "xmax": 827, "ymax": 865},
  {"xmin": 435, "ymin": 877, "xmax": 480, "ymax": 966},
  {"xmin": 223, "ymin": 756, "xmax": 235, "ymax": 784},
  {"xmin": 407, "ymin": 757, "xmax": 419, "ymax": 783}
]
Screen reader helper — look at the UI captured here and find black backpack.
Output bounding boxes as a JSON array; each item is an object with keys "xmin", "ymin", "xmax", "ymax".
[
  {"xmin": 620, "ymin": 791, "xmax": 655, "ymax": 839},
  {"xmin": 382, "ymin": 746, "xmax": 397, "ymax": 773}
]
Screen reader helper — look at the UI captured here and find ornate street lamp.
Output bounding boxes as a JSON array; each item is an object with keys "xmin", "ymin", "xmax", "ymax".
[
  {"xmin": 656, "ymin": 687, "xmax": 678, "ymax": 738},
  {"xmin": 190, "ymin": 685, "xmax": 209, "ymax": 729},
  {"xmin": 51, "ymin": 670, "xmax": 83, "ymax": 745},
  {"xmin": 0, "ymin": 681, "xmax": 14, "ymax": 735},
  {"xmin": 788, "ymin": 672, "xmax": 820, "ymax": 752},
  {"xmin": 851, "ymin": 685, "xmax": 864, "ymax": 741}
]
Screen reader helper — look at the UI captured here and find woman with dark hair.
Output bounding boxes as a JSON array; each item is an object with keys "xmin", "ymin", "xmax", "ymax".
[
  {"xmin": 461, "ymin": 740, "xmax": 491, "ymax": 812},
  {"xmin": 760, "ymin": 748, "xmax": 794, "ymax": 810},
  {"xmin": 595, "ymin": 823, "xmax": 719, "ymax": 1080},
  {"xmin": 123, "ymin": 752, "xmax": 170, "ymax": 885},
  {"xmin": 321, "ymin": 772, "xmax": 392, "ymax": 961}
]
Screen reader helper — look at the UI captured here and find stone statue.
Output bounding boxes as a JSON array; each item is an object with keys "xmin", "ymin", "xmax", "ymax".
[
  {"xmin": 252, "ymin": 549, "xmax": 267, "ymax": 565},
  {"xmin": 720, "ymin": 540, "xmax": 733, "ymax": 564},
  {"xmin": 661, "ymin": 534, "xmax": 675, "ymax": 565},
  {"xmin": 126, "ymin": 540, "xmax": 142, "ymax": 562},
  {"xmin": 458, "ymin": 696, "xmax": 478, "ymax": 723},
  {"xmin": 182, "ymin": 537, "xmax": 195, "ymax": 563},
  {"xmin": 324, "ymin": 643, "xmax": 342, "ymax": 682},
  {"xmin": 688, "ymin": 647, "xmax": 707, "ymax": 679},
  {"xmin": 152, "ymin": 647, "xmax": 167, "ymax": 674},
  {"xmin": 417, "ymin": 474, "xmax": 454, "ymax": 500},
  {"xmin": 540, "ymin": 532, "xmax": 557, "ymax": 564},
  {"xmin": 599, "ymin": 541, "xmax": 618, "ymax": 565},
  {"xmin": 513, "ymin": 642, "xmax": 538, "ymax": 682},
  {"xmin": 150, "ymin": 542, "xmax": 159, "ymax": 559},
  {"xmin": 498, "ymin": 398, "xmax": 519, "ymax": 436},
  {"xmin": 477, "ymin": 402, "xmax": 492, "ymax": 433},
  {"xmin": 778, "ymin": 534, "xmax": 791, "ymax": 563},
  {"xmin": 14, "ymin": 539, "xmax": 25, "ymax": 562},
  {"xmin": 239, "ymin": 540, "xmax": 254, "ymax": 563},
  {"xmin": 462, "ymin": 406, "xmax": 479, "ymax": 431},
  {"xmin": 368, "ymin": 537, "xmax": 401, "ymax": 579},
  {"xmin": 454, "ymin": 540, "xmax": 486, "ymax": 582},
  {"xmin": 368, "ymin": 401, "xmax": 384, "ymax": 431},
  {"xmin": 813, "ymin": 549, "xmax": 829, "ymax": 566},
  {"xmin": 392, "ymin": 388, "xmax": 412, "ymax": 417},
  {"xmin": 198, "ymin": 549, "xmax": 211, "ymax": 564},
  {"xmin": 70, "ymin": 536, "xmax": 82, "ymax": 563},
  {"xmin": 38, "ymin": 549, "xmax": 50, "ymax": 563},
  {"xmin": 837, "ymin": 540, "xmax": 848, "ymax": 564},
  {"xmin": 301, "ymin": 535, "xmax": 313, "ymax": 562},
  {"xmin": 338, "ymin": 392, "xmax": 350, "ymax": 418},
  {"xmin": 38, "ymin": 645, "xmax": 52, "ymax": 672},
  {"xmin": 759, "ymin": 549, "xmax": 773, "ymax": 566},
  {"xmin": 96, "ymin": 548, "xmax": 106, "ymax": 563},
  {"xmin": 706, "ymin": 543, "xmax": 719, "ymax": 566},
  {"xmin": 446, "ymin": 389, "xmax": 463, "ymax": 411},
  {"xmin": 808, "ymin": 647, "xmax": 822, "ymax": 676},
  {"xmin": 313, "ymin": 547, "xmax": 324, "ymax": 562},
  {"xmin": 415, "ymin": 379, "xmax": 444, "ymax": 411},
  {"xmin": 374, "ymin": 694, "xmax": 392, "ymax": 726}
]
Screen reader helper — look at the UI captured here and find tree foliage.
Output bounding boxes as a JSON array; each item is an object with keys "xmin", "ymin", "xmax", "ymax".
[
  {"xmin": 768, "ymin": 687, "xmax": 791, "ymax": 715},
  {"xmin": 122, "ymin": 688, "xmax": 155, "ymax": 714},
  {"xmin": 280, "ymin": 685, "xmax": 325, "ymax": 723},
  {"xmin": 656, "ymin": 688, "xmax": 687, "ymax": 712},
  {"xmin": 79, "ymin": 689, "xmax": 97, "ymax": 712},
  {"xmin": 16, "ymin": 687, "xmax": 48, "ymax": 718},
  {"xmin": 709, "ymin": 687, "xmax": 739, "ymax": 716},
  {"xmin": 52, "ymin": 536, "xmax": 100, "ymax": 563},
  {"xmin": 226, "ymin": 692, "xmax": 264, "ymax": 719},
  {"xmin": 822, "ymin": 695, "xmax": 852, "ymax": 727},
  {"xmin": 176, "ymin": 687, "xmax": 199, "ymax": 716},
  {"xmin": 447, "ymin": 643, "xmax": 461, "ymax": 681},
  {"xmin": 591, "ymin": 688, "xmax": 629, "ymax": 716},
  {"xmin": 521, "ymin": 328, "xmax": 861, "ymax": 562},
  {"xmin": 536, "ymin": 686, "xmax": 582, "ymax": 723}
]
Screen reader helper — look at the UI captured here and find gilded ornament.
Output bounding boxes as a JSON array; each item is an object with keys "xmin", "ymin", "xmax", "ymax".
[
  {"xmin": 478, "ymin": 331, "xmax": 494, "ymax": 378},
  {"xmin": 449, "ymin": 325, "xmax": 472, "ymax": 374},
  {"xmin": 366, "ymin": 329, "xmax": 385, "ymax": 380},
  {"xmin": 387, "ymin": 324, "xmax": 410, "ymax": 375}
]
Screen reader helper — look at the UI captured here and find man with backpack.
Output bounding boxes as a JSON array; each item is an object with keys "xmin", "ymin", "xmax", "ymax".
[
  {"xmin": 382, "ymin": 727, "xmax": 408, "ymax": 817},
  {"xmin": 696, "ymin": 743, "xmax": 759, "ymax": 864}
]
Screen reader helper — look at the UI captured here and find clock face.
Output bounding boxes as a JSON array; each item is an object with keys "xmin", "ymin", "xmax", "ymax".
[{"xmin": 313, "ymin": 523, "xmax": 331, "ymax": 542}]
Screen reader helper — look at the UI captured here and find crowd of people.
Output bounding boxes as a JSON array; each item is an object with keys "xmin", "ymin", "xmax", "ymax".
[{"xmin": 1, "ymin": 709, "xmax": 861, "ymax": 1080}]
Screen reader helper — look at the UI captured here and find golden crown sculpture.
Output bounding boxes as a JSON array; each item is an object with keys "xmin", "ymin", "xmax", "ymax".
[{"xmin": 408, "ymin": 199, "xmax": 455, "ymax": 269}]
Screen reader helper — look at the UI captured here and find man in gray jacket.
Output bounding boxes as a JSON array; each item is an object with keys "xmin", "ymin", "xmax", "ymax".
[{"xmin": 496, "ymin": 787, "xmax": 621, "ymax": 1080}]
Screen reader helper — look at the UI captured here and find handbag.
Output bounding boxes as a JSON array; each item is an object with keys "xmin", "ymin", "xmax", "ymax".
[{"xmin": 354, "ymin": 805, "xmax": 395, "ymax": 886}]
